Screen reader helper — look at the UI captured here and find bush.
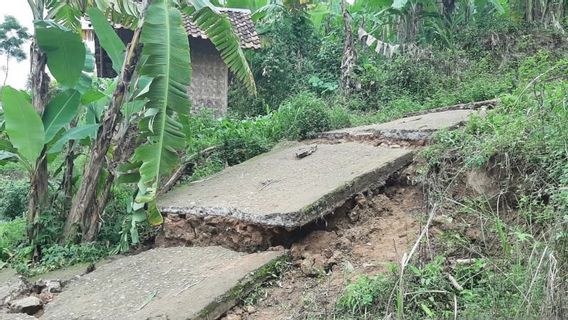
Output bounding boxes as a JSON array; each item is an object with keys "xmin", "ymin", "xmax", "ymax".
[
  {"xmin": 275, "ymin": 92, "xmax": 331, "ymax": 140},
  {"xmin": 97, "ymin": 185, "xmax": 135, "ymax": 245},
  {"xmin": 0, "ymin": 179, "xmax": 29, "ymax": 220},
  {"xmin": 327, "ymin": 105, "xmax": 352, "ymax": 129},
  {"xmin": 220, "ymin": 118, "xmax": 273, "ymax": 166},
  {"xmin": 337, "ymin": 274, "xmax": 396, "ymax": 315},
  {"xmin": 0, "ymin": 218, "xmax": 26, "ymax": 262},
  {"xmin": 38, "ymin": 243, "xmax": 108, "ymax": 271}
]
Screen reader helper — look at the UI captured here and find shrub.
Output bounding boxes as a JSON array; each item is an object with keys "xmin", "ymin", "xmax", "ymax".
[
  {"xmin": 275, "ymin": 92, "xmax": 331, "ymax": 140},
  {"xmin": 219, "ymin": 118, "xmax": 273, "ymax": 166},
  {"xmin": 337, "ymin": 274, "xmax": 396, "ymax": 315},
  {"xmin": 0, "ymin": 218, "xmax": 26, "ymax": 262},
  {"xmin": 0, "ymin": 179, "xmax": 29, "ymax": 220},
  {"xmin": 38, "ymin": 243, "xmax": 108, "ymax": 271},
  {"xmin": 97, "ymin": 185, "xmax": 135, "ymax": 245},
  {"xmin": 327, "ymin": 105, "xmax": 352, "ymax": 130}
]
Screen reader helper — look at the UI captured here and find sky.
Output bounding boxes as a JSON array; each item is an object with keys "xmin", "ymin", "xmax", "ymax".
[{"xmin": 1, "ymin": 1, "xmax": 34, "ymax": 89}]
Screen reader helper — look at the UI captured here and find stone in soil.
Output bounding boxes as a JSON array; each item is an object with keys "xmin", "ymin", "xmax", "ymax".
[
  {"xmin": 158, "ymin": 141, "xmax": 413, "ymax": 229},
  {"xmin": 41, "ymin": 246, "xmax": 284, "ymax": 320},
  {"xmin": 8, "ymin": 296, "xmax": 42, "ymax": 315},
  {"xmin": 321, "ymin": 109, "xmax": 475, "ymax": 140}
]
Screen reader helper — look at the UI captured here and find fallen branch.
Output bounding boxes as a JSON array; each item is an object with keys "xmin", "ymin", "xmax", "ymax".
[
  {"xmin": 159, "ymin": 145, "xmax": 222, "ymax": 195},
  {"xmin": 446, "ymin": 273, "xmax": 464, "ymax": 291},
  {"xmin": 296, "ymin": 145, "xmax": 317, "ymax": 159}
]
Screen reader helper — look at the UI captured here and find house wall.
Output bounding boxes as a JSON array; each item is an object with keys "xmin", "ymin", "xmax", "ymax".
[
  {"xmin": 189, "ymin": 38, "xmax": 228, "ymax": 117},
  {"xmin": 95, "ymin": 28, "xmax": 134, "ymax": 78},
  {"xmin": 94, "ymin": 32, "xmax": 229, "ymax": 117}
]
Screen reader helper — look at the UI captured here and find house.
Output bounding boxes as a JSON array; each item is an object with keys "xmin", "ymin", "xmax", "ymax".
[{"xmin": 93, "ymin": 9, "xmax": 261, "ymax": 117}]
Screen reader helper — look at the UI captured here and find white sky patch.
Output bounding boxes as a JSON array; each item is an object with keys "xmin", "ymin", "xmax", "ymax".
[{"xmin": 0, "ymin": 2, "xmax": 34, "ymax": 89}]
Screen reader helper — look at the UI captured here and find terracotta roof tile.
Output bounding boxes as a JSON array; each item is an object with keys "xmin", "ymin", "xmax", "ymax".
[{"xmin": 182, "ymin": 9, "xmax": 261, "ymax": 50}]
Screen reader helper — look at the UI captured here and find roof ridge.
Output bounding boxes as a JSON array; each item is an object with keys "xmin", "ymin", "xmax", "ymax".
[{"xmin": 182, "ymin": 10, "xmax": 261, "ymax": 49}]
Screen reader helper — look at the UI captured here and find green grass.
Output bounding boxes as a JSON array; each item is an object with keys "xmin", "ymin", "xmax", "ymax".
[{"xmin": 334, "ymin": 54, "xmax": 567, "ymax": 320}]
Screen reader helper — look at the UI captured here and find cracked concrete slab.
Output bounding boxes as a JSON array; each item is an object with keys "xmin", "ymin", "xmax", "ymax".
[
  {"xmin": 0, "ymin": 268, "xmax": 28, "ymax": 307},
  {"xmin": 321, "ymin": 109, "xmax": 476, "ymax": 140},
  {"xmin": 41, "ymin": 247, "xmax": 284, "ymax": 320},
  {"xmin": 158, "ymin": 142, "xmax": 413, "ymax": 228}
]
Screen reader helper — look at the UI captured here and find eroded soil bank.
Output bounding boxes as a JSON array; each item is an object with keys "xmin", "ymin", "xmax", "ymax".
[{"xmin": 222, "ymin": 171, "xmax": 425, "ymax": 320}]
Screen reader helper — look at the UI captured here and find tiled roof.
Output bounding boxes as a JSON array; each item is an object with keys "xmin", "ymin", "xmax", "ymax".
[{"xmin": 182, "ymin": 8, "xmax": 261, "ymax": 50}]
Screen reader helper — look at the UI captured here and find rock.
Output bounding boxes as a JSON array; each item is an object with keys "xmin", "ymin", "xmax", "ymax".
[
  {"xmin": 290, "ymin": 244, "xmax": 305, "ymax": 260},
  {"xmin": 9, "ymin": 296, "xmax": 43, "ymax": 315},
  {"xmin": 347, "ymin": 209, "xmax": 360, "ymax": 223},
  {"xmin": 0, "ymin": 269, "xmax": 29, "ymax": 306},
  {"xmin": 225, "ymin": 314, "xmax": 242, "ymax": 320},
  {"xmin": 35, "ymin": 279, "xmax": 62, "ymax": 294},
  {"xmin": 300, "ymin": 257, "xmax": 319, "ymax": 276},
  {"xmin": 244, "ymin": 305, "xmax": 256, "ymax": 314},
  {"xmin": 39, "ymin": 290, "xmax": 54, "ymax": 304},
  {"xmin": 432, "ymin": 215, "xmax": 453, "ymax": 228},
  {"xmin": 300, "ymin": 253, "xmax": 329, "ymax": 277}
]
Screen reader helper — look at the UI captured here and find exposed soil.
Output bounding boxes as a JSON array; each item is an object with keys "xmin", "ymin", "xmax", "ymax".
[{"xmin": 222, "ymin": 176, "xmax": 425, "ymax": 320}]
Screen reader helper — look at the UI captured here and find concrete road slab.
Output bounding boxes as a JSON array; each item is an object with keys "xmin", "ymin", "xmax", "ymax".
[
  {"xmin": 322, "ymin": 109, "xmax": 475, "ymax": 140},
  {"xmin": 41, "ymin": 247, "xmax": 284, "ymax": 320},
  {"xmin": 158, "ymin": 142, "xmax": 413, "ymax": 228},
  {"xmin": 0, "ymin": 268, "xmax": 27, "ymax": 306},
  {"xmin": 0, "ymin": 311, "xmax": 37, "ymax": 319}
]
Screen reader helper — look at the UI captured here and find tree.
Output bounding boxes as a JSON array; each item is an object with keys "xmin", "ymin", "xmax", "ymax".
[{"xmin": 0, "ymin": 16, "xmax": 30, "ymax": 86}]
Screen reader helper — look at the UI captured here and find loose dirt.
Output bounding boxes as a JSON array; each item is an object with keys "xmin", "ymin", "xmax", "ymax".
[{"xmin": 223, "ymin": 179, "xmax": 425, "ymax": 320}]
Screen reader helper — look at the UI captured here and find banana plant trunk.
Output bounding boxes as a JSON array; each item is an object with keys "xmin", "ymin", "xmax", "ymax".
[
  {"xmin": 64, "ymin": 25, "xmax": 145, "ymax": 242},
  {"xmin": 84, "ymin": 124, "xmax": 139, "ymax": 241},
  {"xmin": 340, "ymin": 0, "xmax": 356, "ymax": 95},
  {"xmin": 28, "ymin": 40, "xmax": 50, "ymax": 260}
]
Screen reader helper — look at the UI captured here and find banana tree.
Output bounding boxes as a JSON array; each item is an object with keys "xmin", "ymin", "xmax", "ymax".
[{"xmin": 65, "ymin": 0, "xmax": 256, "ymax": 243}]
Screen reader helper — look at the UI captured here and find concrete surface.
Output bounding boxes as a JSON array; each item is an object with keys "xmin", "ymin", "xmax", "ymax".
[
  {"xmin": 0, "ymin": 269, "xmax": 28, "ymax": 306},
  {"xmin": 41, "ymin": 247, "xmax": 284, "ymax": 320},
  {"xmin": 158, "ymin": 142, "xmax": 413, "ymax": 228},
  {"xmin": 321, "ymin": 109, "xmax": 475, "ymax": 140},
  {"xmin": 0, "ymin": 311, "xmax": 37, "ymax": 319}
]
